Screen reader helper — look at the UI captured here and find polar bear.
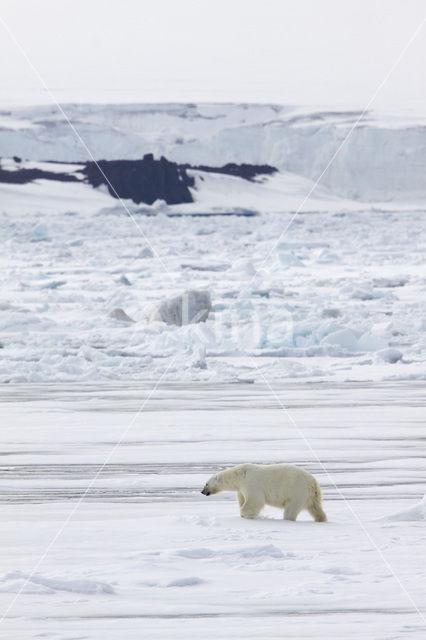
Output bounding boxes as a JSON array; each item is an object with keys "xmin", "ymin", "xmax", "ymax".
[{"xmin": 201, "ymin": 463, "xmax": 327, "ymax": 522}]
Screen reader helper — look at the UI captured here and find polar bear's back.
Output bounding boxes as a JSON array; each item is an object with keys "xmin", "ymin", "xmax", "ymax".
[{"xmin": 238, "ymin": 463, "xmax": 317, "ymax": 509}]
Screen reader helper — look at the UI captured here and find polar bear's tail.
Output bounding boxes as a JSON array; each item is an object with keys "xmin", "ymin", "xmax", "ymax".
[{"xmin": 308, "ymin": 480, "xmax": 327, "ymax": 522}]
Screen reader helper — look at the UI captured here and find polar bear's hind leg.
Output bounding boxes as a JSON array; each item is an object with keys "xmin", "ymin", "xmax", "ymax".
[
  {"xmin": 307, "ymin": 500, "xmax": 327, "ymax": 522},
  {"xmin": 307, "ymin": 481, "xmax": 327, "ymax": 522},
  {"xmin": 283, "ymin": 501, "xmax": 303, "ymax": 521}
]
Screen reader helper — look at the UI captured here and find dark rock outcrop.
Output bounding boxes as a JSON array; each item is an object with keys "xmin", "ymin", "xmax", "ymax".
[
  {"xmin": 83, "ymin": 154, "xmax": 194, "ymax": 205},
  {"xmin": 0, "ymin": 155, "xmax": 278, "ymax": 206},
  {"xmin": 188, "ymin": 162, "xmax": 277, "ymax": 181},
  {"xmin": 0, "ymin": 166, "xmax": 79, "ymax": 184}
]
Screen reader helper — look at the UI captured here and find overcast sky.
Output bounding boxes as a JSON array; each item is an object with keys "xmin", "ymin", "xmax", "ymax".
[{"xmin": 1, "ymin": 0, "xmax": 425, "ymax": 109}]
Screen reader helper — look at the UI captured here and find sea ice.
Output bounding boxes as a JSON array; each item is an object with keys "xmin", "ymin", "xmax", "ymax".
[
  {"xmin": 320, "ymin": 328, "xmax": 359, "ymax": 352},
  {"xmin": 357, "ymin": 332, "xmax": 387, "ymax": 352}
]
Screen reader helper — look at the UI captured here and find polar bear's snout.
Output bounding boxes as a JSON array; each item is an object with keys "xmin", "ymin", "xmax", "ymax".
[{"xmin": 201, "ymin": 475, "xmax": 219, "ymax": 496}]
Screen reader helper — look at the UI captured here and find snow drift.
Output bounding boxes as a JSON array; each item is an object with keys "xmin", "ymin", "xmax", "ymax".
[{"xmin": 382, "ymin": 494, "xmax": 426, "ymax": 521}]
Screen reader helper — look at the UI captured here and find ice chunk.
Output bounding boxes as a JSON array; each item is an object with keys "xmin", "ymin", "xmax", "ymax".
[
  {"xmin": 149, "ymin": 290, "xmax": 211, "ymax": 326},
  {"xmin": 320, "ymin": 328, "xmax": 358, "ymax": 351},
  {"xmin": 373, "ymin": 276, "xmax": 409, "ymax": 288},
  {"xmin": 342, "ymin": 283, "xmax": 380, "ymax": 300},
  {"xmin": 166, "ymin": 576, "xmax": 204, "ymax": 587},
  {"xmin": 39, "ymin": 280, "xmax": 66, "ymax": 289},
  {"xmin": 191, "ymin": 345, "xmax": 207, "ymax": 369},
  {"xmin": 137, "ymin": 247, "xmax": 154, "ymax": 258},
  {"xmin": 357, "ymin": 332, "xmax": 387, "ymax": 352},
  {"xmin": 277, "ymin": 252, "xmax": 304, "ymax": 267},
  {"xmin": 232, "ymin": 259, "xmax": 256, "ymax": 276},
  {"xmin": 108, "ymin": 308, "xmax": 135, "ymax": 323},
  {"xmin": 321, "ymin": 308, "xmax": 341, "ymax": 318},
  {"xmin": 152, "ymin": 198, "xmax": 167, "ymax": 209},
  {"xmin": 315, "ymin": 249, "xmax": 339, "ymax": 264},
  {"xmin": 376, "ymin": 347, "xmax": 403, "ymax": 363},
  {"xmin": 181, "ymin": 261, "xmax": 230, "ymax": 272},
  {"xmin": 31, "ymin": 222, "xmax": 49, "ymax": 241}
]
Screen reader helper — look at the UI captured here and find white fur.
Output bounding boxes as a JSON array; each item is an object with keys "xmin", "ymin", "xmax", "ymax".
[{"xmin": 201, "ymin": 463, "xmax": 327, "ymax": 521}]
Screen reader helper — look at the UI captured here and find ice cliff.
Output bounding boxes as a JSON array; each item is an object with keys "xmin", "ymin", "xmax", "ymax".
[{"xmin": 1, "ymin": 103, "xmax": 426, "ymax": 202}]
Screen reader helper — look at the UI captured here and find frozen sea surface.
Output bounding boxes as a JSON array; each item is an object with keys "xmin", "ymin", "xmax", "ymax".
[{"xmin": 0, "ymin": 382, "xmax": 425, "ymax": 639}]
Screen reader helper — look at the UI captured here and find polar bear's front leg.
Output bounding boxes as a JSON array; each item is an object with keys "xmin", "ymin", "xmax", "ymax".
[
  {"xmin": 237, "ymin": 491, "xmax": 246, "ymax": 509},
  {"xmin": 240, "ymin": 494, "xmax": 264, "ymax": 519}
]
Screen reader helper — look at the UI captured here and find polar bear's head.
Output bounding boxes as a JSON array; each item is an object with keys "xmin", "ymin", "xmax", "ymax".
[{"xmin": 201, "ymin": 474, "xmax": 220, "ymax": 496}]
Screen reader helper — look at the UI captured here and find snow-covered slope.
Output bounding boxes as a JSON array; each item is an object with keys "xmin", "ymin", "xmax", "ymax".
[
  {"xmin": 383, "ymin": 494, "xmax": 426, "ymax": 521},
  {"xmin": 2, "ymin": 103, "xmax": 426, "ymax": 202},
  {"xmin": 179, "ymin": 169, "xmax": 361, "ymax": 214}
]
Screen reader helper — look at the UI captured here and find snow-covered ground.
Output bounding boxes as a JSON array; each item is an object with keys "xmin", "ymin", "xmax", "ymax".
[
  {"xmin": 0, "ymin": 192, "xmax": 424, "ymax": 383},
  {"xmin": 0, "ymin": 382, "xmax": 425, "ymax": 639}
]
